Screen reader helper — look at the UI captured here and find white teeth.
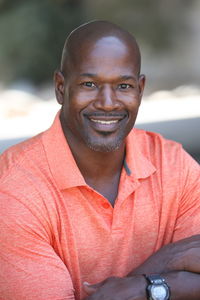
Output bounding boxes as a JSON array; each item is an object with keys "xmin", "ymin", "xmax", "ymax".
[{"xmin": 91, "ymin": 119, "xmax": 118, "ymax": 125}]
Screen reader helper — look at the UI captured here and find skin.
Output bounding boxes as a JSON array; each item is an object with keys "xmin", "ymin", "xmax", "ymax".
[
  {"xmin": 83, "ymin": 235, "xmax": 200, "ymax": 300},
  {"xmin": 54, "ymin": 21, "xmax": 200, "ymax": 300},
  {"xmin": 55, "ymin": 21, "xmax": 145, "ymax": 205}
]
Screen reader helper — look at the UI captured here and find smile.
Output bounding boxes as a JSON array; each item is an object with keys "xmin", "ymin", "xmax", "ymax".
[{"xmin": 90, "ymin": 119, "xmax": 119, "ymax": 125}]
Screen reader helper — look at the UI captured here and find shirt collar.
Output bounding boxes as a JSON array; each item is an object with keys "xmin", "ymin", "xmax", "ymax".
[
  {"xmin": 42, "ymin": 111, "xmax": 86, "ymax": 190},
  {"xmin": 124, "ymin": 128, "xmax": 156, "ymax": 181},
  {"xmin": 42, "ymin": 111, "xmax": 156, "ymax": 191},
  {"xmin": 116, "ymin": 129, "xmax": 156, "ymax": 202}
]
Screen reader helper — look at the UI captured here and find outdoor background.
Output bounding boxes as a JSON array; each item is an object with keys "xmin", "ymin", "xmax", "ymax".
[{"xmin": 0, "ymin": 0, "xmax": 199, "ymax": 161}]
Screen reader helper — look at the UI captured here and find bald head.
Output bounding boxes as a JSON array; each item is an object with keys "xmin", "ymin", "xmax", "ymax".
[{"xmin": 60, "ymin": 20, "xmax": 141, "ymax": 77}]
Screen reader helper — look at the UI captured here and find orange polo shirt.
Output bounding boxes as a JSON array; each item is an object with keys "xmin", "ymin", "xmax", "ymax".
[{"xmin": 0, "ymin": 112, "xmax": 200, "ymax": 300}]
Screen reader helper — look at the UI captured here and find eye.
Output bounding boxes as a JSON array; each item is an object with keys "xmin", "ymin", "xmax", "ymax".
[
  {"xmin": 118, "ymin": 83, "xmax": 133, "ymax": 89},
  {"xmin": 82, "ymin": 81, "xmax": 96, "ymax": 88}
]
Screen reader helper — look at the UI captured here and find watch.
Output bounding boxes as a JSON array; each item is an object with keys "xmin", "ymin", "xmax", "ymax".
[{"xmin": 144, "ymin": 274, "xmax": 170, "ymax": 300}]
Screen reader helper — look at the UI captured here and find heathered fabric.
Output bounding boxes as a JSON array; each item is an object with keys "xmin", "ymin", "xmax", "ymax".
[{"xmin": 0, "ymin": 112, "xmax": 200, "ymax": 300}]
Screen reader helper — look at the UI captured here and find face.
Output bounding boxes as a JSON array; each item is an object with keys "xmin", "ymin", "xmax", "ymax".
[{"xmin": 55, "ymin": 36, "xmax": 145, "ymax": 152}]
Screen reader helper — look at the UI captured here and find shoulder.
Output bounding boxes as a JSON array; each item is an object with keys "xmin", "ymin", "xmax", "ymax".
[
  {"xmin": 131, "ymin": 128, "xmax": 199, "ymax": 180},
  {"xmin": 0, "ymin": 132, "xmax": 54, "ymax": 205},
  {"xmin": 130, "ymin": 128, "xmax": 183, "ymax": 164},
  {"xmin": 0, "ymin": 133, "xmax": 45, "ymax": 180},
  {"xmin": 132, "ymin": 128, "xmax": 190, "ymax": 162},
  {"xmin": 133, "ymin": 127, "xmax": 181, "ymax": 150},
  {"xmin": 0, "ymin": 133, "xmax": 59, "ymax": 229}
]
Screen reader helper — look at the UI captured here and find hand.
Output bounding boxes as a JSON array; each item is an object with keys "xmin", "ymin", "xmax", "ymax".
[
  {"xmin": 83, "ymin": 272, "xmax": 200, "ymax": 300},
  {"xmin": 82, "ymin": 235, "xmax": 200, "ymax": 300},
  {"xmin": 83, "ymin": 275, "xmax": 147, "ymax": 300},
  {"xmin": 131, "ymin": 234, "xmax": 200, "ymax": 275}
]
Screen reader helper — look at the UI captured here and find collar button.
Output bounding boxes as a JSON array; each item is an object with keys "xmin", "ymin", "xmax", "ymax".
[{"xmin": 102, "ymin": 202, "xmax": 110, "ymax": 209}]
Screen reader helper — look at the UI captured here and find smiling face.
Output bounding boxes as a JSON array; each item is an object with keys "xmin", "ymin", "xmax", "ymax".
[{"xmin": 55, "ymin": 31, "xmax": 145, "ymax": 153}]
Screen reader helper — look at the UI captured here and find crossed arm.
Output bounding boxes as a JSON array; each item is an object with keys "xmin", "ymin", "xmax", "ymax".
[
  {"xmin": 82, "ymin": 153, "xmax": 200, "ymax": 300},
  {"xmin": 1, "ymin": 200, "xmax": 200, "ymax": 300},
  {"xmin": 83, "ymin": 235, "xmax": 200, "ymax": 300}
]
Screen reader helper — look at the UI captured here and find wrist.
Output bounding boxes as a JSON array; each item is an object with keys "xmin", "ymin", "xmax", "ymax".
[
  {"xmin": 162, "ymin": 271, "xmax": 186, "ymax": 300},
  {"xmin": 129, "ymin": 274, "xmax": 148, "ymax": 300},
  {"xmin": 144, "ymin": 274, "xmax": 171, "ymax": 300}
]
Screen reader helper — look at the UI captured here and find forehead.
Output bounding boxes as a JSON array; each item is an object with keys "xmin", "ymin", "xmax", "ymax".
[
  {"xmin": 90, "ymin": 36, "xmax": 130, "ymax": 59},
  {"xmin": 69, "ymin": 36, "xmax": 139, "ymax": 77}
]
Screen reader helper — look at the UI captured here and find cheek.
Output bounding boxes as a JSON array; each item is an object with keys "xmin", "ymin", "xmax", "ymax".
[
  {"xmin": 68, "ymin": 89, "xmax": 97, "ymax": 110},
  {"xmin": 125, "ymin": 99, "xmax": 141, "ymax": 115},
  {"xmin": 124, "ymin": 100, "xmax": 141, "ymax": 124},
  {"xmin": 116, "ymin": 90, "xmax": 141, "ymax": 106}
]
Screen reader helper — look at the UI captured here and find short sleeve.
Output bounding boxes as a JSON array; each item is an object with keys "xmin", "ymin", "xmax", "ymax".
[
  {"xmin": 172, "ymin": 150, "xmax": 200, "ymax": 241},
  {"xmin": 0, "ymin": 191, "xmax": 75, "ymax": 300}
]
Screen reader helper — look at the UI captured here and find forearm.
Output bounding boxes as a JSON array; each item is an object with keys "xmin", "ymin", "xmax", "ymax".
[
  {"xmin": 84, "ymin": 271, "xmax": 200, "ymax": 300},
  {"xmin": 130, "ymin": 269, "xmax": 200, "ymax": 300},
  {"xmin": 162, "ymin": 271, "xmax": 200, "ymax": 300},
  {"xmin": 132, "ymin": 271, "xmax": 200, "ymax": 300},
  {"xmin": 137, "ymin": 271, "xmax": 200, "ymax": 300},
  {"xmin": 129, "ymin": 235, "xmax": 200, "ymax": 277},
  {"xmin": 84, "ymin": 236, "xmax": 200, "ymax": 300}
]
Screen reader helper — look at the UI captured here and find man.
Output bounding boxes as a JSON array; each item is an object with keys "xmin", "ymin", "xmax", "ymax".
[{"xmin": 0, "ymin": 20, "xmax": 200, "ymax": 300}]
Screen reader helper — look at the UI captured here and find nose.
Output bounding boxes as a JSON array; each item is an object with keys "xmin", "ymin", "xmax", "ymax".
[{"xmin": 94, "ymin": 85, "xmax": 120, "ymax": 111}]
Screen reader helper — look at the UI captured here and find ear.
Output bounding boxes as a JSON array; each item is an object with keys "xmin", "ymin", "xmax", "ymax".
[
  {"xmin": 54, "ymin": 70, "xmax": 65, "ymax": 105},
  {"xmin": 138, "ymin": 74, "xmax": 146, "ymax": 99}
]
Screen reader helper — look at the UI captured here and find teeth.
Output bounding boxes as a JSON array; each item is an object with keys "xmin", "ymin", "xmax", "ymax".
[{"xmin": 91, "ymin": 119, "xmax": 118, "ymax": 125}]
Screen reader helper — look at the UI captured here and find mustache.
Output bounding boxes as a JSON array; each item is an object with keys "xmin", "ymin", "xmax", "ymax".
[{"xmin": 85, "ymin": 112, "xmax": 127, "ymax": 117}]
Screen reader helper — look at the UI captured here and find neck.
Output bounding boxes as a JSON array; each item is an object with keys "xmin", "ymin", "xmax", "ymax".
[
  {"xmin": 67, "ymin": 133, "xmax": 125, "ymax": 180},
  {"xmin": 67, "ymin": 135, "xmax": 125, "ymax": 205},
  {"xmin": 60, "ymin": 116, "xmax": 127, "ymax": 204}
]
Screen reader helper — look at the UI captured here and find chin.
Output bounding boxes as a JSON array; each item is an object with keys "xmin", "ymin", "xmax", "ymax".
[
  {"xmin": 85, "ymin": 136, "xmax": 124, "ymax": 153},
  {"xmin": 87, "ymin": 143, "xmax": 121, "ymax": 153}
]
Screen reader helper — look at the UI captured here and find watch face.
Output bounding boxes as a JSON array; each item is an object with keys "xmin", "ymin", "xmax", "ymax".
[{"xmin": 151, "ymin": 284, "xmax": 167, "ymax": 300}]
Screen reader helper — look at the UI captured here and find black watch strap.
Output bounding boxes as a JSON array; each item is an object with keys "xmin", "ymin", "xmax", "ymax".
[{"xmin": 145, "ymin": 274, "xmax": 167, "ymax": 285}]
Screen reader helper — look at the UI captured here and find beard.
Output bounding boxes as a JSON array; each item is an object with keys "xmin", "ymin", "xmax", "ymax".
[{"xmin": 83, "ymin": 130, "xmax": 126, "ymax": 152}]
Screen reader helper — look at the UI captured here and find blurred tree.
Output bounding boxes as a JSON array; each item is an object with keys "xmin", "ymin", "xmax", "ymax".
[
  {"xmin": 0, "ymin": 0, "xmax": 197, "ymax": 86},
  {"xmin": 0, "ymin": 0, "xmax": 84, "ymax": 85},
  {"xmin": 84, "ymin": 0, "xmax": 194, "ymax": 51}
]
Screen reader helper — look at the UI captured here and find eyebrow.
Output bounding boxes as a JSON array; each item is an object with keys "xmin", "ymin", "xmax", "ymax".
[
  {"xmin": 79, "ymin": 73, "xmax": 136, "ymax": 80},
  {"xmin": 120, "ymin": 75, "xmax": 136, "ymax": 80},
  {"xmin": 80, "ymin": 73, "xmax": 97, "ymax": 78}
]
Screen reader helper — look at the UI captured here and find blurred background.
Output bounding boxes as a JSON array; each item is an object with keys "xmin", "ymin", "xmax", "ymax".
[{"xmin": 0, "ymin": 0, "xmax": 199, "ymax": 161}]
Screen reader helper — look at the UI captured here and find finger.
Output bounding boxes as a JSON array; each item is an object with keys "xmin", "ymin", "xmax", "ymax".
[
  {"xmin": 83, "ymin": 282, "xmax": 98, "ymax": 295},
  {"xmin": 83, "ymin": 281, "xmax": 104, "ymax": 295}
]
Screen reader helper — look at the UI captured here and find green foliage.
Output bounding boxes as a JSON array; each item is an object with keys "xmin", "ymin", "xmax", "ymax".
[
  {"xmin": 0, "ymin": 0, "xmax": 83, "ymax": 84},
  {"xmin": 84, "ymin": 0, "xmax": 190, "ymax": 51},
  {"xmin": 0, "ymin": 0, "xmax": 194, "ymax": 85}
]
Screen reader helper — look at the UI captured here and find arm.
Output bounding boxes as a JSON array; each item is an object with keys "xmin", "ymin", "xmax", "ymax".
[
  {"xmin": 82, "ymin": 232, "xmax": 200, "ymax": 300},
  {"xmin": 83, "ymin": 236, "xmax": 200, "ymax": 299},
  {"xmin": 0, "ymin": 192, "xmax": 75, "ymax": 300},
  {"xmin": 83, "ymin": 271, "xmax": 200, "ymax": 300},
  {"xmin": 131, "ymin": 234, "xmax": 200, "ymax": 276},
  {"xmin": 83, "ymin": 150, "xmax": 200, "ymax": 300},
  {"xmin": 82, "ymin": 235, "xmax": 200, "ymax": 300}
]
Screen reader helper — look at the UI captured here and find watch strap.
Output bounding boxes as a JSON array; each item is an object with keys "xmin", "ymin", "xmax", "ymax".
[
  {"xmin": 144, "ymin": 274, "xmax": 171, "ymax": 300},
  {"xmin": 145, "ymin": 274, "xmax": 168, "ymax": 285}
]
